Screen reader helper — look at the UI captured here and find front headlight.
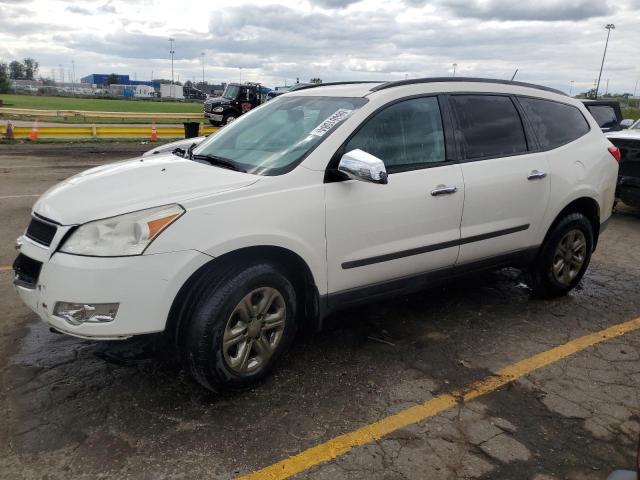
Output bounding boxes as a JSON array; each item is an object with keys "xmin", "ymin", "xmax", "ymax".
[
  {"xmin": 60, "ymin": 204, "xmax": 184, "ymax": 257},
  {"xmin": 212, "ymin": 106, "xmax": 224, "ymax": 113}
]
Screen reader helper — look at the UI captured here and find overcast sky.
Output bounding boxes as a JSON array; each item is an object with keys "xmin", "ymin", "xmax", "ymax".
[{"xmin": 1, "ymin": 0, "xmax": 638, "ymax": 94}]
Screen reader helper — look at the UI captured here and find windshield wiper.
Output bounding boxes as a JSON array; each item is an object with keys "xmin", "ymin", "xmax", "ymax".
[{"xmin": 192, "ymin": 154, "xmax": 246, "ymax": 172}]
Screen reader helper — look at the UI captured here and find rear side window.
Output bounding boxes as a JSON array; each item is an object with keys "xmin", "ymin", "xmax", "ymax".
[
  {"xmin": 587, "ymin": 105, "xmax": 617, "ymax": 129},
  {"xmin": 518, "ymin": 97, "xmax": 590, "ymax": 149},
  {"xmin": 345, "ymin": 96, "xmax": 445, "ymax": 171},
  {"xmin": 449, "ymin": 95, "xmax": 527, "ymax": 160}
]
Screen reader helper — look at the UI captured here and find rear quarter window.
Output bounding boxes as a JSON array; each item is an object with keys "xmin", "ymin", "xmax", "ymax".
[
  {"xmin": 586, "ymin": 105, "xmax": 618, "ymax": 129},
  {"xmin": 517, "ymin": 97, "xmax": 590, "ymax": 150}
]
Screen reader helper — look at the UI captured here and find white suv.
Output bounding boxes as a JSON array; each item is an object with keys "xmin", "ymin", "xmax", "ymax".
[{"xmin": 14, "ymin": 78, "xmax": 619, "ymax": 391}]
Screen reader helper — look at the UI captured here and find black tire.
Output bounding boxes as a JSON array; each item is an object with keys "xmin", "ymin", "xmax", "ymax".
[
  {"xmin": 223, "ymin": 114, "xmax": 236, "ymax": 125},
  {"xmin": 183, "ymin": 263, "xmax": 297, "ymax": 392},
  {"xmin": 528, "ymin": 213, "xmax": 594, "ymax": 298},
  {"xmin": 208, "ymin": 119, "xmax": 218, "ymax": 126}
]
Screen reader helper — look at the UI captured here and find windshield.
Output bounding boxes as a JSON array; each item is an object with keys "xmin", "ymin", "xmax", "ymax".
[
  {"xmin": 193, "ymin": 95, "xmax": 368, "ymax": 175},
  {"xmin": 222, "ymin": 85, "xmax": 240, "ymax": 100}
]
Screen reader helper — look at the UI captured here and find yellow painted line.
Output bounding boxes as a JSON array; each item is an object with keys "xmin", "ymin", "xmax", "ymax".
[
  {"xmin": 239, "ymin": 316, "xmax": 640, "ymax": 480},
  {"xmin": 0, "ymin": 265, "xmax": 12, "ymax": 272},
  {"xmin": 0, "ymin": 194, "xmax": 41, "ymax": 200}
]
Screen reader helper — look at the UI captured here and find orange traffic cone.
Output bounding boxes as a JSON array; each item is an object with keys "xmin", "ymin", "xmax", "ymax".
[
  {"xmin": 5, "ymin": 121, "xmax": 14, "ymax": 140},
  {"xmin": 150, "ymin": 122, "xmax": 158, "ymax": 142},
  {"xmin": 29, "ymin": 118, "xmax": 39, "ymax": 141}
]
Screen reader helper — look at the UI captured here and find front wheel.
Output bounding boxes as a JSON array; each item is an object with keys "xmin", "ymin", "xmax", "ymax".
[
  {"xmin": 527, "ymin": 213, "xmax": 594, "ymax": 297},
  {"xmin": 223, "ymin": 114, "xmax": 236, "ymax": 125},
  {"xmin": 183, "ymin": 263, "xmax": 297, "ymax": 392}
]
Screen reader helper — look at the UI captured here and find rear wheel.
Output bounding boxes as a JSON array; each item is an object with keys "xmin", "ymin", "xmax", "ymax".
[
  {"xmin": 183, "ymin": 263, "xmax": 297, "ymax": 392},
  {"xmin": 528, "ymin": 213, "xmax": 594, "ymax": 297}
]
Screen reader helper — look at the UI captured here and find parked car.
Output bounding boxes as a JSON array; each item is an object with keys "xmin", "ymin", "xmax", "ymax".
[
  {"xmin": 13, "ymin": 78, "xmax": 619, "ymax": 392},
  {"xmin": 203, "ymin": 83, "xmax": 270, "ymax": 126},
  {"xmin": 607, "ymin": 119, "xmax": 640, "ymax": 208},
  {"xmin": 581, "ymin": 99, "xmax": 627, "ymax": 132}
]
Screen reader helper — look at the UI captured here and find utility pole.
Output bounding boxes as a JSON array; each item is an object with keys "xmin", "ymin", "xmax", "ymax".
[
  {"xmin": 595, "ymin": 24, "xmax": 615, "ymax": 99},
  {"xmin": 169, "ymin": 38, "xmax": 175, "ymax": 97},
  {"xmin": 200, "ymin": 52, "xmax": 205, "ymax": 86},
  {"xmin": 511, "ymin": 69, "xmax": 519, "ymax": 81},
  {"xmin": 634, "ymin": 78, "xmax": 638, "ymax": 97},
  {"xmin": 569, "ymin": 80, "xmax": 574, "ymax": 96},
  {"xmin": 605, "ymin": 78, "xmax": 609, "ymax": 96},
  {"xmin": 452, "ymin": 63, "xmax": 457, "ymax": 77}
]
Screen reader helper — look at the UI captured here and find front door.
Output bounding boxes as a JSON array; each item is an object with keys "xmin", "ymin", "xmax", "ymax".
[{"xmin": 325, "ymin": 96, "xmax": 465, "ymax": 296}]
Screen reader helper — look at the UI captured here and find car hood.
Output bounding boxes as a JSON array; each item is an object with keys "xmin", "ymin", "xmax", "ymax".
[
  {"xmin": 33, "ymin": 154, "xmax": 259, "ymax": 225},
  {"xmin": 205, "ymin": 96, "xmax": 231, "ymax": 106},
  {"xmin": 606, "ymin": 130, "xmax": 640, "ymax": 140}
]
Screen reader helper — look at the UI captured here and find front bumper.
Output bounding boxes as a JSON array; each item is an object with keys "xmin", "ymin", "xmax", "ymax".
[
  {"xmin": 204, "ymin": 113, "xmax": 223, "ymax": 123},
  {"xmin": 14, "ymin": 237, "xmax": 212, "ymax": 339}
]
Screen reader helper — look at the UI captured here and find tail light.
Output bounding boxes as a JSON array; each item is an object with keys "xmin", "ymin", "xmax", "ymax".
[{"xmin": 608, "ymin": 146, "xmax": 621, "ymax": 163}]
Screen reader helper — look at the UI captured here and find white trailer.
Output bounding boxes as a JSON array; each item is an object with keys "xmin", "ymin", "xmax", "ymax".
[{"xmin": 160, "ymin": 84, "xmax": 184, "ymax": 99}]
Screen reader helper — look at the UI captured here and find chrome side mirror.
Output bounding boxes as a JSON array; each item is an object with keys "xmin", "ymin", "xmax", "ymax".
[
  {"xmin": 620, "ymin": 119, "xmax": 635, "ymax": 129},
  {"xmin": 338, "ymin": 149, "xmax": 388, "ymax": 185}
]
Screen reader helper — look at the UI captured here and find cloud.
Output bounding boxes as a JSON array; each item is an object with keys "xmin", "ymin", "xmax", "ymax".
[
  {"xmin": 66, "ymin": 5, "xmax": 92, "ymax": 15},
  {"xmin": 98, "ymin": 1, "xmax": 117, "ymax": 14},
  {"xmin": 435, "ymin": 0, "xmax": 610, "ymax": 21},
  {"xmin": 309, "ymin": 0, "xmax": 362, "ymax": 8}
]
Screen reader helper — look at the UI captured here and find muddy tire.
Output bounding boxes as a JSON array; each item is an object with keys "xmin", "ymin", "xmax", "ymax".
[
  {"xmin": 183, "ymin": 263, "xmax": 297, "ymax": 392},
  {"xmin": 528, "ymin": 213, "xmax": 594, "ymax": 298}
]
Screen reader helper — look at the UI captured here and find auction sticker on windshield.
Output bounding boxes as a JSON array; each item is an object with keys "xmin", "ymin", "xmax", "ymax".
[{"xmin": 310, "ymin": 109, "xmax": 353, "ymax": 137}]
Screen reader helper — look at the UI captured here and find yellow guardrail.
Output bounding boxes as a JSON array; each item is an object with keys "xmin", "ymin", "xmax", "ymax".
[
  {"xmin": 1, "ymin": 125, "xmax": 220, "ymax": 139},
  {"xmin": 0, "ymin": 107, "xmax": 203, "ymax": 120}
]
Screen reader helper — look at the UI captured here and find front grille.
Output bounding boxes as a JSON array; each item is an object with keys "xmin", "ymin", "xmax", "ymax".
[
  {"xmin": 25, "ymin": 216, "xmax": 57, "ymax": 247},
  {"xmin": 204, "ymin": 103, "xmax": 212, "ymax": 113},
  {"xmin": 13, "ymin": 253, "xmax": 42, "ymax": 288}
]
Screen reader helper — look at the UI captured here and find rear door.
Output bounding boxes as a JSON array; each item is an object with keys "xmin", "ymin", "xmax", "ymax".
[{"xmin": 448, "ymin": 94, "xmax": 550, "ymax": 265}]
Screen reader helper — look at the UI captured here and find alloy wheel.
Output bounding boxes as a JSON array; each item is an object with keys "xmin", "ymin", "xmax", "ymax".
[
  {"xmin": 552, "ymin": 229, "xmax": 587, "ymax": 286},
  {"xmin": 222, "ymin": 287, "xmax": 286, "ymax": 374}
]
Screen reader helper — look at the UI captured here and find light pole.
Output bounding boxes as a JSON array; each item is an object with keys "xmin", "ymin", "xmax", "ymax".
[
  {"xmin": 169, "ymin": 38, "xmax": 175, "ymax": 97},
  {"xmin": 200, "ymin": 52, "xmax": 205, "ymax": 87},
  {"xmin": 595, "ymin": 24, "xmax": 615, "ymax": 99},
  {"xmin": 452, "ymin": 63, "xmax": 457, "ymax": 77},
  {"xmin": 569, "ymin": 80, "xmax": 574, "ymax": 96},
  {"xmin": 71, "ymin": 60, "xmax": 75, "ymax": 95}
]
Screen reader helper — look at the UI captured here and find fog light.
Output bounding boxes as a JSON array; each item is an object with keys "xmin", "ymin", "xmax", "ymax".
[{"xmin": 53, "ymin": 302, "xmax": 119, "ymax": 325}]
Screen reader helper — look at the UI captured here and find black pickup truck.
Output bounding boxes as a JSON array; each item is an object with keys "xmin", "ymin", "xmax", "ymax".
[
  {"xmin": 607, "ymin": 120, "xmax": 640, "ymax": 209},
  {"xmin": 203, "ymin": 83, "xmax": 270, "ymax": 126}
]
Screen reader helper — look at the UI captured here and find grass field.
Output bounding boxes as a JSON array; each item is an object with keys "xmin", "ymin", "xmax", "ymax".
[
  {"xmin": 0, "ymin": 94, "xmax": 202, "ymax": 113},
  {"xmin": 622, "ymin": 107, "xmax": 640, "ymax": 120}
]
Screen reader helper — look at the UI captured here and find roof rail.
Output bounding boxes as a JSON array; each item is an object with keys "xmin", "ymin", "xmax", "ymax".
[
  {"xmin": 293, "ymin": 81, "xmax": 382, "ymax": 91},
  {"xmin": 369, "ymin": 77, "xmax": 566, "ymax": 96}
]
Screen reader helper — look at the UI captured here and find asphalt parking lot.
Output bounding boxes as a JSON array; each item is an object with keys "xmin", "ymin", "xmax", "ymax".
[{"xmin": 1, "ymin": 142, "xmax": 639, "ymax": 480}]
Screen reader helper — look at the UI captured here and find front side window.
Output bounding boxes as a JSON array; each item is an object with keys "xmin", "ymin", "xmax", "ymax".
[
  {"xmin": 450, "ymin": 95, "xmax": 527, "ymax": 160},
  {"xmin": 344, "ymin": 97, "xmax": 446, "ymax": 172},
  {"xmin": 193, "ymin": 96, "xmax": 368, "ymax": 175},
  {"xmin": 587, "ymin": 105, "xmax": 618, "ymax": 129},
  {"xmin": 518, "ymin": 97, "xmax": 590, "ymax": 149}
]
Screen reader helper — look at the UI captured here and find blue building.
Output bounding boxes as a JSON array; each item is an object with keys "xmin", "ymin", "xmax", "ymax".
[{"xmin": 80, "ymin": 74, "xmax": 153, "ymax": 87}]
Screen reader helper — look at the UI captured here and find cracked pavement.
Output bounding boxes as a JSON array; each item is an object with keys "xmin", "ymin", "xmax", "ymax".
[{"xmin": 0, "ymin": 142, "xmax": 639, "ymax": 479}]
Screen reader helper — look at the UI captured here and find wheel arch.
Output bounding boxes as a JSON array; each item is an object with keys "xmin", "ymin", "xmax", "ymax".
[
  {"xmin": 165, "ymin": 245, "xmax": 322, "ymax": 358},
  {"xmin": 543, "ymin": 196, "xmax": 601, "ymax": 251}
]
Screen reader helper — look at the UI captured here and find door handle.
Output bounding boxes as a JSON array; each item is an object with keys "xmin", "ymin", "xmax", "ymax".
[
  {"xmin": 430, "ymin": 185, "xmax": 458, "ymax": 196},
  {"xmin": 527, "ymin": 170, "xmax": 547, "ymax": 180}
]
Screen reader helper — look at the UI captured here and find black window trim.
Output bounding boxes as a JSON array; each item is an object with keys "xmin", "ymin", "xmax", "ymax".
[
  {"xmin": 444, "ymin": 92, "xmax": 534, "ymax": 164},
  {"xmin": 324, "ymin": 93, "xmax": 455, "ymax": 183},
  {"xmin": 514, "ymin": 94, "xmax": 592, "ymax": 153}
]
